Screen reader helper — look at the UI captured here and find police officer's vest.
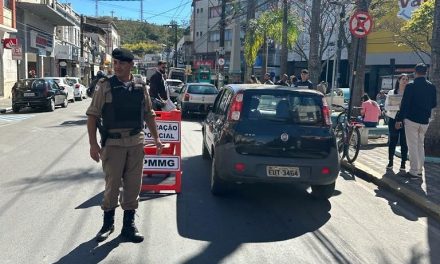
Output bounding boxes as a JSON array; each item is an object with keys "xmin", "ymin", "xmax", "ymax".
[{"xmin": 102, "ymin": 76, "xmax": 144, "ymax": 130}]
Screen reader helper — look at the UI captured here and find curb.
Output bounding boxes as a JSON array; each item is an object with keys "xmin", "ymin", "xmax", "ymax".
[
  {"xmin": 0, "ymin": 107, "xmax": 12, "ymax": 114},
  {"xmin": 341, "ymin": 160, "xmax": 440, "ymax": 222}
]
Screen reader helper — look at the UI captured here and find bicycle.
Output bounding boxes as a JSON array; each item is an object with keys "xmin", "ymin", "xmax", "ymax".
[{"xmin": 332, "ymin": 104, "xmax": 363, "ymax": 163}]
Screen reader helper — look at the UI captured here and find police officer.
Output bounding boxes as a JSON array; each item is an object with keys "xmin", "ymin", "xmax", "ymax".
[{"xmin": 86, "ymin": 48, "xmax": 163, "ymax": 243}]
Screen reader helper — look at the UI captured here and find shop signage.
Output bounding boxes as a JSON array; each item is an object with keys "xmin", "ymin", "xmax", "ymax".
[
  {"xmin": 59, "ymin": 61, "xmax": 67, "ymax": 67},
  {"xmin": 72, "ymin": 47, "xmax": 79, "ymax": 61},
  {"xmin": 3, "ymin": 38, "xmax": 17, "ymax": 49},
  {"xmin": 398, "ymin": 0, "xmax": 426, "ymax": 20},
  {"xmin": 55, "ymin": 44, "xmax": 72, "ymax": 60},
  {"xmin": 30, "ymin": 30, "xmax": 53, "ymax": 52},
  {"xmin": 12, "ymin": 46, "xmax": 22, "ymax": 60},
  {"xmin": 194, "ymin": 60, "xmax": 214, "ymax": 69}
]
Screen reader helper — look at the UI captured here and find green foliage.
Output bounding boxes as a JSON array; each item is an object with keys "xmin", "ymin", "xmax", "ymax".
[
  {"xmin": 122, "ymin": 42, "xmax": 162, "ymax": 57},
  {"xmin": 244, "ymin": 10, "xmax": 301, "ymax": 67},
  {"xmin": 113, "ymin": 19, "xmax": 186, "ymax": 57},
  {"xmin": 403, "ymin": 0, "xmax": 434, "ymax": 37}
]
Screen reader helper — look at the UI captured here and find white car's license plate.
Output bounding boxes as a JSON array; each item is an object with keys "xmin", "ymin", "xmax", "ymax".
[
  {"xmin": 267, "ymin": 166, "xmax": 300, "ymax": 177},
  {"xmin": 24, "ymin": 93, "xmax": 35, "ymax": 97}
]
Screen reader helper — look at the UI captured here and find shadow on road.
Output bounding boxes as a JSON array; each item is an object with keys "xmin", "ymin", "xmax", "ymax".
[
  {"xmin": 53, "ymin": 236, "xmax": 123, "ymax": 264},
  {"xmin": 175, "ymin": 155, "xmax": 333, "ymax": 264}
]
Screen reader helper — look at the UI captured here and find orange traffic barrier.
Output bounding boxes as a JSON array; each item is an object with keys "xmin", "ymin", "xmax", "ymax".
[{"xmin": 142, "ymin": 110, "xmax": 182, "ymax": 193}]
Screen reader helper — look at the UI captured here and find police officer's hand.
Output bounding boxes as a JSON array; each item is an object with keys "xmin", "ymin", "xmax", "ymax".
[
  {"xmin": 155, "ymin": 140, "xmax": 164, "ymax": 155},
  {"xmin": 90, "ymin": 143, "xmax": 101, "ymax": 162}
]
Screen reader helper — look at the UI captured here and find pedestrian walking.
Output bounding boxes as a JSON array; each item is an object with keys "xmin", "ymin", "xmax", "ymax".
[
  {"xmin": 149, "ymin": 60, "xmax": 168, "ymax": 110},
  {"xmin": 86, "ymin": 48, "xmax": 163, "ymax": 243},
  {"xmin": 360, "ymin": 93, "xmax": 381, "ymax": 127},
  {"xmin": 396, "ymin": 63, "xmax": 437, "ymax": 178},
  {"xmin": 293, "ymin": 69, "xmax": 314, "ymax": 89},
  {"xmin": 262, "ymin": 73, "xmax": 274, "ymax": 85},
  {"xmin": 384, "ymin": 74, "xmax": 409, "ymax": 171}
]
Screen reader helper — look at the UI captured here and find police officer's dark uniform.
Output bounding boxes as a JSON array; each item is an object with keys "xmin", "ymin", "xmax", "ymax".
[{"xmin": 86, "ymin": 48, "xmax": 162, "ymax": 243}]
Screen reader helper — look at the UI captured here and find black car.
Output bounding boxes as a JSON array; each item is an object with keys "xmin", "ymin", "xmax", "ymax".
[
  {"xmin": 12, "ymin": 78, "xmax": 69, "ymax": 113},
  {"xmin": 202, "ymin": 84, "xmax": 340, "ymax": 199}
]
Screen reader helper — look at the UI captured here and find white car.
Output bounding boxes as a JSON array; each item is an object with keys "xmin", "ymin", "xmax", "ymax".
[
  {"xmin": 165, "ymin": 79, "xmax": 184, "ymax": 102},
  {"xmin": 66, "ymin": 77, "xmax": 87, "ymax": 101},
  {"xmin": 176, "ymin": 83, "xmax": 218, "ymax": 117},
  {"xmin": 43, "ymin": 77, "xmax": 75, "ymax": 102},
  {"xmin": 133, "ymin": 74, "xmax": 147, "ymax": 83}
]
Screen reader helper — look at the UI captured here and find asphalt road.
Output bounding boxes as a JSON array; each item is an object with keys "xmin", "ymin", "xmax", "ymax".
[{"xmin": 1, "ymin": 100, "xmax": 439, "ymax": 264}]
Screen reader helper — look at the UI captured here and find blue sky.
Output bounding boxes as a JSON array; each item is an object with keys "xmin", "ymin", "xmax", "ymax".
[{"xmin": 60, "ymin": 0, "xmax": 192, "ymax": 25}]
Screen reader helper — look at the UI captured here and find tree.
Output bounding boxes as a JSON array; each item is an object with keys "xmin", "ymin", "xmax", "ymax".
[
  {"xmin": 425, "ymin": 0, "xmax": 440, "ymax": 156},
  {"xmin": 401, "ymin": 0, "xmax": 434, "ymax": 62},
  {"xmin": 122, "ymin": 42, "xmax": 163, "ymax": 57},
  {"xmin": 370, "ymin": 0, "xmax": 432, "ymax": 63},
  {"xmin": 309, "ymin": 0, "xmax": 321, "ymax": 85},
  {"xmin": 292, "ymin": 1, "xmax": 348, "ymax": 79},
  {"xmin": 243, "ymin": 9, "xmax": 300, "ymax": 75}
]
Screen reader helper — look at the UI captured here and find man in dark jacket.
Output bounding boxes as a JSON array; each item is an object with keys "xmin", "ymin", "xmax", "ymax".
[
  {"xmin": 395, "ymin": 63, "xmax": 437, "ymax": 178},
  {"xmin": 294, "ymin": 69, "xmax": 314, "ymax": 89},
  {"xmin": 149, "ymin": 60, "xmax": 168, "ymax": 110}
]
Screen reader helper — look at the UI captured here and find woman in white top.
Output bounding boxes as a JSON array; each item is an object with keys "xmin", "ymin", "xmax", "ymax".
[{"xmin": 384, "ymin": 74, "xmax": 409, "ymax": 171}]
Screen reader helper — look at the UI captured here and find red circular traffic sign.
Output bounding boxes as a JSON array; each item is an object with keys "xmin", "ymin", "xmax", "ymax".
[{"xmin": 349, "ymin": 11, "xmax": 373, "ymax": 38}]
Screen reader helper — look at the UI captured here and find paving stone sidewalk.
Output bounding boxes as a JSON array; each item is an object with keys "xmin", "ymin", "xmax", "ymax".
[
  {"xmin": 342, "ymin": 137, "xmax": 440, "ymax": 221},
  {"xmin": 0, "ymin": 97, "xmax": 12, "ymax": 113}
]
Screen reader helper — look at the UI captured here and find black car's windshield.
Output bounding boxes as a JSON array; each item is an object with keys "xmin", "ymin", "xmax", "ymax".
[
  {"xmin": 242, "ymin": 90, "xmax": 324, "ymax": 125},
  {"xmin": 187, "ymin": 85, "xmax": 217, "ymax": 94},
  {"xmin": 16, "ymin": 79, "xmax": 47, "ymax": 90}
]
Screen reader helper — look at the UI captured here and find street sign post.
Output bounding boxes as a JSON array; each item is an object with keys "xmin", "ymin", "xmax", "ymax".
[{"xmin": 348, "ymin": 11, "xmax": 373, "ymax": 127}]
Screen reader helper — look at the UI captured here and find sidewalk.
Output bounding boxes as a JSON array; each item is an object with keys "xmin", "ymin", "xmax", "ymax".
[
  {"xmin": 0, "ymin": 96, "xmax": 12, "ymax": 113},
  {"xmin": 342, "ymin": 137, "xmax": 440, "ymax": 222}
]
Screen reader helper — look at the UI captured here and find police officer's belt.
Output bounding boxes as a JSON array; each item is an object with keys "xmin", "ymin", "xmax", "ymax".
[{"xmin": 107, "ymin": 129, "xmax": 142, "ymax": 139}]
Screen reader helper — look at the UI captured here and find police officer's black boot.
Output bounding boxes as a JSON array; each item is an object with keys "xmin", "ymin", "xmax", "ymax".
[
  {"xmin": 121, "ymin": 210, "xmax": 144, "ymax": 243},
  {"xmin": 96, "ymin": 209, "xmax": 115, "ymax": 242}
]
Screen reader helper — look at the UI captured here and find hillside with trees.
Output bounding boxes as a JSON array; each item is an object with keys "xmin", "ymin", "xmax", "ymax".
[{"xmin": 110, "ymin": 18, "xmax": 186, "ymax": 57}]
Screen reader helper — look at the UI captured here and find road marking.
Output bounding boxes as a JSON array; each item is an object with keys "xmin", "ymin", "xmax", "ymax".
[{"xmin": 0, "ymin": 114, "xmax": 35, "ymax": 127}]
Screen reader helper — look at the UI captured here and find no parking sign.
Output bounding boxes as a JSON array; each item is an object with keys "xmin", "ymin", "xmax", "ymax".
[{"xmin": 349, "ymin": 11, "xmax": 373, "ymax": 38}]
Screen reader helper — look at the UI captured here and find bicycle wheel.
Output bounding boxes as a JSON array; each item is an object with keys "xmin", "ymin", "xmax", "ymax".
[
  {"xmin": 334, "ymin": 123, "xmax": 345, "ymax": 160},
  {"xmin": 336, "ymin": 112, "xmax": 347, "ymax": 126},
  {"xmin": 346, "ymin": 127, "xmax": 361, "ymax": 163}
]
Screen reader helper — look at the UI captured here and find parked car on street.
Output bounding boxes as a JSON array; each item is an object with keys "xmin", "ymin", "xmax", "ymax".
[
  {"xmin": 66, "ymin": 77, "xmax": 87, "ymax": 101},
  {"xmin": 202, "ymin": 84, "xmax": 340, "ymax": 199},
  {"xmin": 165, "ymin": 78, "xmax": 184, "ymax": 102},
  {"xmin": 176, "ymin": 83, "xmax": 218, "ymax": 117},
  {"xmin": 43, "ymin": 77, "xmax": 75, "ymax": 103},
  {"xmin": 133, "ymin": 73, "xmax": 147, "ymax": 84},
  {"xmin": 11, "ymin": 78, "xmax": 69, "ymax": 112}
]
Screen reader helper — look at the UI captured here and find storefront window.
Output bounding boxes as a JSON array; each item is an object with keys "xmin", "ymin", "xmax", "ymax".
[{"xmin": 4, "ymin": 0, "xmax": 12, "ymax": 9}]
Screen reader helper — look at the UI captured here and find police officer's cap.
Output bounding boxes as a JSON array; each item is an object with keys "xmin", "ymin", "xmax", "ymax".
[{"xmin": 112, "ymin": 48, "xmax": 134, "ymax": 62}]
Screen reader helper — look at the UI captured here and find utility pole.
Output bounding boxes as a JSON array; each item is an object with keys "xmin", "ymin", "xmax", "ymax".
[
  {"xmin": 218, "ymin": 0, "xmax": 227, "ymax": 87},
  {"xmin": 280, "ymin": 0, "xmax": 288, "ymax": 76},
  {"xmin": 244, "ymin": 0, "xmax": 256, "ymax": 81},
  {"xmin": 173, "ymin": 23, "xmax": 177, "ymax": 67},
  {"xmin": 164, "ymin": 23, "xmax": 178, "ymax": 67}
]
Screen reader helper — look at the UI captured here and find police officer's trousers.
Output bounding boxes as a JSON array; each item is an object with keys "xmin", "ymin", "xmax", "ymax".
[{"xmin": 101, "ymin": 144, "xmax": 144, "ymax": 211}]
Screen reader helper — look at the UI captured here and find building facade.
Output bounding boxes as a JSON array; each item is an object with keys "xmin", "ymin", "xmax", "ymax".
[{"xmin": 0, "ymin": 0, "xmax": 17, "ymax": 98}]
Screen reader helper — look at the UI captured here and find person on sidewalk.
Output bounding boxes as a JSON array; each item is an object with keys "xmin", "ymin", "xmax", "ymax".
[
  {"xmin": 395, "ymin": 63, "xmax": 437, "ymax": 179},
  {"xmin": 262, "ymin": 73, "xmax": 274, "ymax": 85},
  {"xmin": 360, "ymin": 93, "xmax": 381, "ymax": 127},
  {"xmin": 294, "ymin": 69, "xmax": 314, "ymax": 89},
  {"xmin": 86, "ymin": 48, "xmax": 163, "ymax": 243},
  {"xmin": 384, "ymin": 74, "xmax": 409, "ymax": 172}
]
